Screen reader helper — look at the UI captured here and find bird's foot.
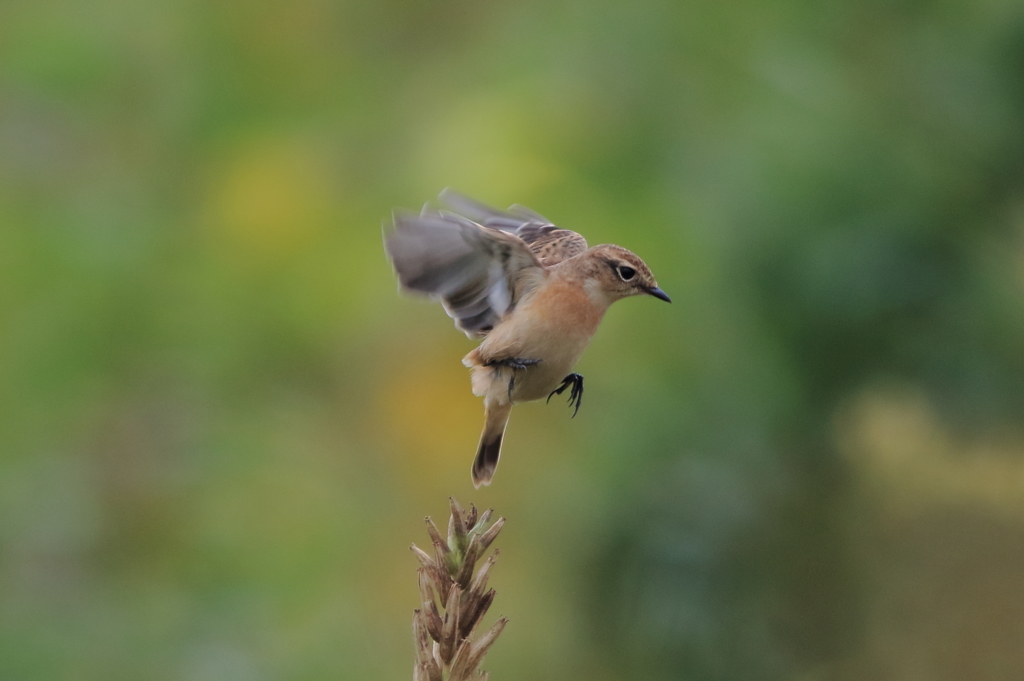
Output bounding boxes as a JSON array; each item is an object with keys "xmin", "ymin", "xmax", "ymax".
[
  {"xmin": 487, "ymin": 357, "xmax": 543, "ymax": 371},
  {"xmin": 547, "ymin": 373, "xmax": 584, "ymax": 417}
]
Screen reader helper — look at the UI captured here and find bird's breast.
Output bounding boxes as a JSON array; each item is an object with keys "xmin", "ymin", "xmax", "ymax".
[
  {"xmin": 484, "ymin": 279, "xmax": 606, "ymax": 402},
  {"xmin": 522, "ymin": 278, "xmax": 603, "ymax": 343}
]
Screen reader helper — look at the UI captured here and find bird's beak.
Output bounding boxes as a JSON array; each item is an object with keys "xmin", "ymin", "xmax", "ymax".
[{"xmin": 646, "ymin": 286, "xmax": 672, "ymax": 303}]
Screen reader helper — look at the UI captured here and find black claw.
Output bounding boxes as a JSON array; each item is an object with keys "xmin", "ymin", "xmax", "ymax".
[{"xmin": 547, "ymin": 373, "xmax": 584, "ymax": 417}]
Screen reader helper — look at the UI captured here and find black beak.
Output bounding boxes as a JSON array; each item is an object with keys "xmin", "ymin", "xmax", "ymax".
[{"xmin": 646, "ymin": 286, "xmax": 671, "ymax": 303}]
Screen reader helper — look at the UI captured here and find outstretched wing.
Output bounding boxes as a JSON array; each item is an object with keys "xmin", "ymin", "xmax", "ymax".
[
  {"xmin": 384, "ymin": 207, "xmax": 544, "ymax": 339},
  {"xmin": 439, "ymin": 189, "xmax": 588, "ymax": 267}
]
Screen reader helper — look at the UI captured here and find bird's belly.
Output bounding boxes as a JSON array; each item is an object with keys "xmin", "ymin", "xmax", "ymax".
[
  {"xmin": 506, "ymin": 326, "xmax": 592, "ymax": 402},
  {"xmin": 476, "ymin": 279, "xmax": 604, "ymax": 404},
  {"xmin": 509, "ymin": 359, "xmax": 574, "ymax": 403},
  {"xmin": 472, "ymin": 342, "xmax": 583, "ymax": 406}
]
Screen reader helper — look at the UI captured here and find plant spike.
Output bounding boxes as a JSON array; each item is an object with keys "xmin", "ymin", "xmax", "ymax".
[{"xmin": 411, "ymin": 499, "xmax": 506, "ymax": 680}]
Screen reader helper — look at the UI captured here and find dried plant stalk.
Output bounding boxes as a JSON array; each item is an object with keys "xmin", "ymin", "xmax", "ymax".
[{"xmin": 412, "ymin": 498, "xmax": 507, "ymax": 681}]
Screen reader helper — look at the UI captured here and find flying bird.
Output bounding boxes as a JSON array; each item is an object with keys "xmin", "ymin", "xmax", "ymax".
[{"xmin": 384, "ymin": 190, "xmax": 671, "ymax": 487}]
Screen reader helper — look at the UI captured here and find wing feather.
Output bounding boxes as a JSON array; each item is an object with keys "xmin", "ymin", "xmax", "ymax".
[
  {"xmin": 438, "ymin": 189, "xmax": 588, "ymax": 266},
  {"xmin": 385, "ymin": 208, "xmax": 543, "ymax": 339}
]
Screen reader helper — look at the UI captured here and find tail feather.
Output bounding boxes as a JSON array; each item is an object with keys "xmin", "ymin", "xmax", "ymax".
[{"xmin": 472, "ymin": 402, "xmax": 512, "ymax": 488}]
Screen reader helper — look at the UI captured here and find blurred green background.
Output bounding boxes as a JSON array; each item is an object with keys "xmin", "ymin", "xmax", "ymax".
[{"xmin": 3, "ymin": 0, "xmax": 1024, "ymax": 679}]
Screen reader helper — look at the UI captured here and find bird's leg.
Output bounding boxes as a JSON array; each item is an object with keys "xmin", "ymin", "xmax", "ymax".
[
  {"xmin": 547, "ymin": 373, "xmax": 584, "ymax": 417},
  {"xmin": 486, "ymin": 357, "xmax": 543, "ymax": 371},
  {"xmin": 485, "ymin": 357, "xmax": 543, "ymax": 401}
]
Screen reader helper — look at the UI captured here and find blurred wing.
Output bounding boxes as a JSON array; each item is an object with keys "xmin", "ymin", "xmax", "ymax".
[
  {"xmin": 384, "ymin": 208, "xmax": 543, "ymax": 339},
  {"xmin": 439, "ymin": 189, "xmax": 588, "ymax": 267}
]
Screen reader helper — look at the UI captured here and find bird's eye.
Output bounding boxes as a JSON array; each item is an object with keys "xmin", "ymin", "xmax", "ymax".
[{"xmin": 617, "ymin": 265, "xmax": 636, "ymax": 281}]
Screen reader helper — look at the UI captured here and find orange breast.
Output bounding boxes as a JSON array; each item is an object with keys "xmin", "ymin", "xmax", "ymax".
[{"xmin": 529, "ymin": 280, "xmax": 604, "ymax": 335}]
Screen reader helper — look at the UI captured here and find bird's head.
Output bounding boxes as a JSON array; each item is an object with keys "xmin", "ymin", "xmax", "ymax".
[{"xmin": 583, "ymin": 244, "xmax": 671, "ymax": 304}]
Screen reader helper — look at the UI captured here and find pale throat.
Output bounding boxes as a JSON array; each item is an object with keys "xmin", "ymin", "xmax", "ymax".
[{"xmin": 583, "ymin": 277, "xmax": 615, "ymax": 310}]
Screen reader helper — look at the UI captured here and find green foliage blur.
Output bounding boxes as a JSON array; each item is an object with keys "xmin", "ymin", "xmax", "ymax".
[{"xmin": 3, "ymin": 0, "xmax": 1024, "ymax": 679}]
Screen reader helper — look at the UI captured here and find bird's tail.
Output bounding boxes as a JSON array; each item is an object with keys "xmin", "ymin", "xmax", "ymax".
[{"xmin": 472, "ymin": 401, "xmax": 512, "ymax": 488}]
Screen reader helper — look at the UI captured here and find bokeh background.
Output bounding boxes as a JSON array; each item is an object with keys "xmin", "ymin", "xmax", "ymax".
[{"xmin": 3, "ymin": 1, "xmax": 1024, "ymax": 679}]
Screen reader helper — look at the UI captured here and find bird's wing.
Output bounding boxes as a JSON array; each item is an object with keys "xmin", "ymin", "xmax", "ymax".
[
  {"xmin": 439, "ymin": 189, "xmax": 588, "ymax": 267},
  {"xmin": 385, "ymin": 207, "xmax": 544, "ymax": 339}
]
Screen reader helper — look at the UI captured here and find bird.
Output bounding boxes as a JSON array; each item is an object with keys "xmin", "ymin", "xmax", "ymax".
[{"xmin": 384, "ymin": 190, "xmax": 671, "ymax": 487}]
